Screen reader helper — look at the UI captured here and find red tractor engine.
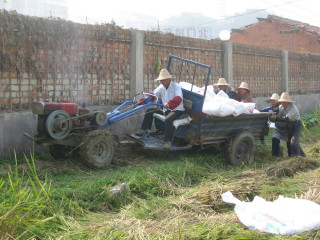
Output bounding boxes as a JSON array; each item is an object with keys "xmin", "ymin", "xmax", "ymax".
[{"xmin": 31, "ymin": 101, "xmax": 107, "ymax": 140}]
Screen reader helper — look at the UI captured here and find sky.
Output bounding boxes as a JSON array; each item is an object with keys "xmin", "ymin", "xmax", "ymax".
[{"xmin": 67, "ymin": 0, "xmax": 320, "ymax": 28}]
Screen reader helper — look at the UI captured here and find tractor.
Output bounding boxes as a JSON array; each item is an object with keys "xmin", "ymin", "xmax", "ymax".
[{"xmin": 25, "ymin": 55, "xmax": 270, "ymax": 169}]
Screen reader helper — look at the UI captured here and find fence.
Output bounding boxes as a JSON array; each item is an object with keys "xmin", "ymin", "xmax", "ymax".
[{"xmin": 1, "ymin": 10, "xmax": 320, "ymax": 112}]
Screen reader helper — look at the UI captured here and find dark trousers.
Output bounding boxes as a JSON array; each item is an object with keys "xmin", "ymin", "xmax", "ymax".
[
  {"xmin": 141, "ymin": 108, "xmax": 184, "ymax": 142},
  {"xmin": 272, "ymin": 137, "xmax": 291, "ymax": 157},
  {"xmin": 272, "ymin": 120, "xmax": 305, "ymax": 157},
  {"xmin": 289, "ymin": 120, "xmax": 306, "ymax": 157}
]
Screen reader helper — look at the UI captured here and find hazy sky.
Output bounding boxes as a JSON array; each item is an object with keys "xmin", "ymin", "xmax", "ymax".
[{"xmin": 67, "ymin": 0, "xmax": 320, "ymax": 27}]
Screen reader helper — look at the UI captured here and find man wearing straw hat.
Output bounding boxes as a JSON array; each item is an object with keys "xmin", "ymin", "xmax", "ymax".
[
  {"xmin": 235, "ymin": 82, "xmax": 253, "ymax": 103},
  {"xmin": 259, "ymin": 93, "xmax": 280, "ymax": 144},
  {"xmin": 270, "ymin": 92, "xmax": 305, "ymax": 157},
  {"xmin": 260, "ymin": 93, "xmax": 280, "ymax": 113},
  {"xmin": 213, "ymin": 78, "xmax": 236, "ymax": 99},
  {"xmin": 135, "ymin": 69, "xmax": 185, "ymax": 148}
]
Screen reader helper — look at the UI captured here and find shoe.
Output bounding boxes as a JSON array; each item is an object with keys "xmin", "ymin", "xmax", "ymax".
[
  {"xmin": 135, "ymin": 129, "xmax": 146, "ymax": 136},
  {"xmin": 163, "ymin": 141, "xmax": 171, "ymax": 149}
]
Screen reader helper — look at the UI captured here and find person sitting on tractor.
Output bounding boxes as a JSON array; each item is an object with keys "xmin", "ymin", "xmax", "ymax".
[
  {"xmin": 235, "ymin": 82, "xmax": 253, "ymax": 103},
  {"xmin": 213, "ymin": 77, "xmax": 236, "ymax": 99},
  {"xmin": 135, "ymin": 68, "xmax": 185, "ymax": 148}
]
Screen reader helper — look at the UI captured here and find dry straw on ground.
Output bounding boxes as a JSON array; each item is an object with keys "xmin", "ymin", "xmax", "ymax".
[{"xmin": 264, "ymin": 157, "xmax": 318, "ymax": 178}]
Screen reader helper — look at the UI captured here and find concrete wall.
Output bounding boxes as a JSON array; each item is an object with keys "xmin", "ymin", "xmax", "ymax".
[
  {"xmin": 1, "ymin": 94, "xmax": 319, "ymax": 159},
  {"xmin": 0, "ymin": 111, "xmax": 41, "ymax": 159}
]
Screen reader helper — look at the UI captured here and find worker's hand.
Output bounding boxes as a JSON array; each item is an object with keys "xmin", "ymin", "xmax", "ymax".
[
  {"xmin": 163, "ymin": 102, "xmax": 170, "ymax": 109},
  {"xmin": 270, "ymin": 114, "xmax": 277, "ymax": 121},
  {"xmin": 134, "ymin": 99, "xmax": 145, "ymax": 106}
]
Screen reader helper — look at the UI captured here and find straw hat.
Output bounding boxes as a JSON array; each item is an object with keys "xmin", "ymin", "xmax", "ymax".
[
  {"xmin": 236, "ymin": 82, "xmax": 250, "ymax": 91},
  {"xmin": 214, "ymin": 78, "xmax": 229, "ymax": 86},
  {"xmin": 266, "ymin": 93, "xmax": 280, "ymax": 103},
  {"xmin": 154, "ymin": 69, "xmax": 173, "ymax": 81},
  {"xmin": 278, "ymin": 92, "xmax": 294, "ymax": 103}
]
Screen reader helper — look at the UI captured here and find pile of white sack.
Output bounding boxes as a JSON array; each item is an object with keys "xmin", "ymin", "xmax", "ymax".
[
  {"xmin": 179, "ymin": 82, "xmax": 258, "ymax": 117},
  {"xmin": 222, "ymin": 191, "xmax": 320, "ymax": 235}
]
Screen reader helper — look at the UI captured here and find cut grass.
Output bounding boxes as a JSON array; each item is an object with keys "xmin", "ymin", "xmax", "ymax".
[{"xmin": 1, "ymin": 116, "xmax": 320, "ymax": 239}]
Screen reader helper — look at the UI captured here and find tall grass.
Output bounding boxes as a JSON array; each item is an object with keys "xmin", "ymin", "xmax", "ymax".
[
  {"xmin": 0, "ymin": 153, "xmax": 77, "ymax": 239},
  {"xmin": 1, "ymin": 110, "xmax": 320, "ymax": 239}
]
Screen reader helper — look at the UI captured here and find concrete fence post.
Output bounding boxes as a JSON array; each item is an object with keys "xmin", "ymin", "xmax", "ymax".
[
  {"xmin": 222, "ymin": 41, "xmax": 233, "ymax": 87},
  {"xmin": 281, "ymin": 50, "xmax": 289, "ymax": 93},
  {"xmin": 130, "ymin": 30, "xmax": 144, "ymax": 99}
]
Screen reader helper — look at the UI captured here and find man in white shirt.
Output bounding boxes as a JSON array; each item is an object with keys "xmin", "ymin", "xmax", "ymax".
[{"xmin": 135, "ymin": 69, "xmax": 185, "ymax": 148}]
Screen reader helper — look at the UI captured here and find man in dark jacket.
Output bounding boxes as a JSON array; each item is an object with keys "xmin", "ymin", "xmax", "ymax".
[
  {"xmin": 270, "ymin": 92, "xmax": 305, "ymax": 157},
  {"xmin": 235, "ymin": 82, "xmax": 253, "ymax": 103}
]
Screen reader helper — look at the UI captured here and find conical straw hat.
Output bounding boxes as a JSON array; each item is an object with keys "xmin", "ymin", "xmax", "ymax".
[
  {"xmin": 266, "ymin": 93, "xmax": 280, "ymax": 103},
  {"xmin": 278, "ymin": 92, "xmax": 294, "ymax": 103},
  {"xmin": 236, "ymin": 82, "xmax": 250, "ymax": 90},
  {"xmin": 214, "ymin": 78, "xmax": 229, "ymax": 86},
  {"xmin": 154, "ymin": 69, "xmax": 173, "ymax": 81}
]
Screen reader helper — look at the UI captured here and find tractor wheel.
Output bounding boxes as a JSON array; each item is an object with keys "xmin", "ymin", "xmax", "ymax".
[
  {"xmin": 79, "ymin": 130, "xmax": 116, "ymax": 169},
  {"xmin": 49, "ymin": 145, "xmax": 79, "ymax": 159},
  {"xmin": 227, "ymin": 132, "xmax": 255, "ymax": 166},
  {"xmin": 45, "ymin": 110, "xmax": 72, "ymax": 140}
]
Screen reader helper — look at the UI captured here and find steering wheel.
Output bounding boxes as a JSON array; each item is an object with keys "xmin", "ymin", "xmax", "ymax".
[{"xmin": 133, "ymin": 92, "xmax": 159, "ymax": 103}]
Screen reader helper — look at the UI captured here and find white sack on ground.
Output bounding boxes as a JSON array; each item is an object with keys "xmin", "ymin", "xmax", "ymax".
[{"xmin": 222, "ymin": 191, "xmax": 320, "ymax": 235}]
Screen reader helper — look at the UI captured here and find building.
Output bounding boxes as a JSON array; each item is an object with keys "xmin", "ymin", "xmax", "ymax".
[{"xmin": 230, "ymin": 15, "xmax": 320, "ymax": 54}]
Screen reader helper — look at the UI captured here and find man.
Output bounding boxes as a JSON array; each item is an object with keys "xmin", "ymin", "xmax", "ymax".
[
  {"xmin": 270, "ymin": 92, "xmax": 305, "ymax": 157},
  {"xmin": 213, "ymin": 78, "xmax": 236, "ymax": 99},
  {"xmin": 235, "ymin": 82, "xmax": 253, "ymax": 103},
  {"xmin": 260, "ymin": 93, "xmax": 280, "ymax": 144},
  {"xmin": 135, "ymin": 69, "xmax": 185, "ymax": 148},
  {"xmin": 260, "ymin": 93, "xmax": 280, "ymax": 113}
]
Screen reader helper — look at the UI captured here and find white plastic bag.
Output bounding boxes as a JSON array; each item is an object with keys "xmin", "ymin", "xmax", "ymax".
[
  {"xmin": 216, "ymin": 90, "xmax": 229, "ymax": 98},
  {"xmin": 242, "ymin": 103, "xmax": 256, "ymax": 113},
  {"xmin": 173, "ymin": 116, "xmax": 192, "ymax": 128},
  {"xmin": 202, "ymin": 95, "xmax": 234, "ymax": 117},
  {"xmin": 222, "ymin": 191, "xmax": 320, "ymax": 235},
  {"xmin": 228, "ymin": 100, "xmax": 250, "ymax": 116}
]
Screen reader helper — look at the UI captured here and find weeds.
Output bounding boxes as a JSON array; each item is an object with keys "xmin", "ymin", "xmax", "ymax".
[
  {"xmin": 0, "ymin": 154, "xmax": 78, "ymax": 239},
  {"xmin": 1, "ymin": 113, "xmax": 320, "ymax": 239}
]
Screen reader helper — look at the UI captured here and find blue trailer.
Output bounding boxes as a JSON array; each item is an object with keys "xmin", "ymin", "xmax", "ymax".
[
  {"xmin": 127, "ymin": 56, "xmax": 270, "ymax": 165},
  {"xmin": 26, "ymin": 55, "xmax": 270, "ymax": 168}
]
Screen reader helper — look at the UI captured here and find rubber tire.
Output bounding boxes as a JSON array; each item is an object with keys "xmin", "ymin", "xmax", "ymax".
[
  {"xmin": 79, "ymin": 130, "xmax": 115, "ymax": 169},
  {"xmin": 49, "ymin": 145, "xmax": 79, "ymax": 159},
  {"xmin": 227, "ymin": 132, "xmax": 255, "ymax": 166}
]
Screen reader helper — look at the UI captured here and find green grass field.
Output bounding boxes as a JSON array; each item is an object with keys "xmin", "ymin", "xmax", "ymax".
[{"xmin": 0, "ymin": 111, "xmax": 319, "ymax": 240}]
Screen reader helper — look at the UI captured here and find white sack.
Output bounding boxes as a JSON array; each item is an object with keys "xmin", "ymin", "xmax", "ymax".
[
  {"xmin": 203, "ymin": 102, "xmax": 234, "ymax": 117},
  {"xmin": 216, "ymin": 90, "xmax": 229, "ymax": 98},
  {"xmin": 222, "ymin": 191, "xmax": 320, "ymax": 235},
  {"xmin": 179, "ymin": 82, "xmax": 202, "ymax": 94},
  {"xmin": 173, "ymin": 116, "xmax": 192, "ymax": 128}
]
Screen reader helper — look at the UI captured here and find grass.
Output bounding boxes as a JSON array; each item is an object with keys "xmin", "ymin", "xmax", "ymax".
[{"xmin": 0, "ymin": 112, "xmax": 320, "ymax": 239}]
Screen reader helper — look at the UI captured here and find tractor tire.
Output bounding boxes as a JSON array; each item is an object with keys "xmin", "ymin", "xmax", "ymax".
[
  {"xmin": 79, "ymin": 130, "xmax": 116, "ymax": 169},
  {"xmin": 227, "ymin": 131, "xmax": 255, "ymax": 166},
  {"xmin": 49, "ymin": 145, "xmax": 79, "ymax": 159}
]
